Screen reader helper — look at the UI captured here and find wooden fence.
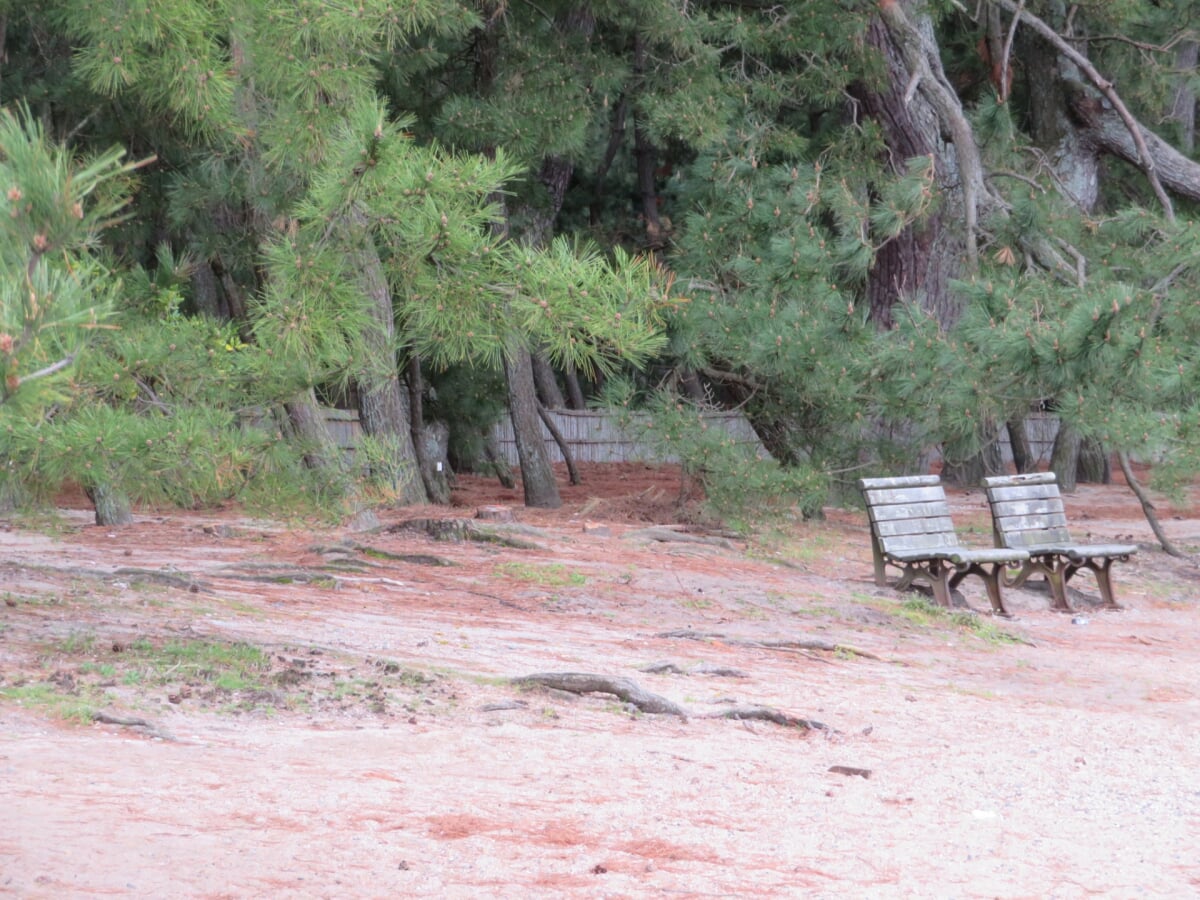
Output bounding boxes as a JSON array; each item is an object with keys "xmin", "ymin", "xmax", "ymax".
[{"xmin": 309, "ymin": 407, "xmax": 1062, "ymax": 468}]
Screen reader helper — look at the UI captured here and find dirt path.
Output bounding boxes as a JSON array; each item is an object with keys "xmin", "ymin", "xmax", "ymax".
[{"xmin": 3, "ymin": 465, "xmax": 1200, "ymax": 897}]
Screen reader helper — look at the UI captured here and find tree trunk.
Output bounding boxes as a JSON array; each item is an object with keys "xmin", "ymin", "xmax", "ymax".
[
  {"xmin": 482, "ymin": 430, "xmax": 516, "ymax": 489},
  {"xmin": 504, "ymin": 342, "xmax": 562, "ymax": 508},
  {"xmin": 349, "ymin": 212, "xmax": 426, "ymax": 505},
  {"xmin": 1006, "ymin": 418, "xmax": 1032, "ymax": 474},
  {"xmin": 531, "ymin": 351, "xmax": 566, "ymax": 408},
  {"xmin": 87, "ymin": 482, "xmax": 132, "ymax": 526},
  {"xmin": 1049, "ymin": 420, "xmax": 1082, "ymax": 493},
  {"xmin": 632, "ymin": 37, "xmax": 665, "ymax": 250},
  {"xmin": 854, "ymin": 9, "xmax": 961, "ymax": 326},
  {"xmin": 538, "ymin": 403, "xmax": 581, "ymax": 486},
  {"xmin": 283, "ymin": 388, "xmax": 340, "ymax": 472},
  {"xmin": 1078, "ymin": 436, "xmax": 1111, "ymax": 484},
  {"xmin": 1117, "ymin": 451, "xmax": 1183, "ymax": 557},
  {"xmin": 408, "ymin": 356, "xmax": 450, "ymax": 504},
  {"xmin": 563, "ymin": 361, "xmax": 587, "ymax": 410},
  {"xmin": 1168, "ymin": 41, "xmax": 1197, "ymax": 154}
]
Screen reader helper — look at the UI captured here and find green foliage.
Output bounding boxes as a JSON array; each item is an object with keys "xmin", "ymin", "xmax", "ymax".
[{"xmin": 0, "ymin": 104, "xmax": 136, "ymax": 414}]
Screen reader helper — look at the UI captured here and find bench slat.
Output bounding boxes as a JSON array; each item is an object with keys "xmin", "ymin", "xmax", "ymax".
[
  {"xmin": 989, "ymin": 498, "xmax": 1064, "ymax": 518},
  {"xmin": 993, "ymin": 512, "xmax": 1069, "ymax": 533},
  {"xmin": 863, "ymin": 486, "xmax": 946, "ymax": 506},
  {"xmin": 868, "ymin": 500, "xmax": 952, "ymax": 523},
  {"xmin": 880, "ymin": 532, "xmax": 961, "ymax": 553},
  {"xmin": 860, "ymin": 475, "xmax": 941, "ymax": 490},
  {"xmin": 874, "ymin": 516, "xmax": 956, "ymax": 537},
  {"xmin": 986, "ymin": 483, "xmax": 1060, "ymax": 503}
]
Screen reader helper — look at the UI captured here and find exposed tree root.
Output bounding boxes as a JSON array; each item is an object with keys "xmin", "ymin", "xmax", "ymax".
[
  {"xmin": 112, "ymin": 567, "xmax": 208, "ymax": 593},
  {"xmin": 512, "ymin": 672, "xmax": 689, "ymax": 718},
  {"xmin": 703, "ymin": 705, "xmax": 827, "ymax": 731},
  {"xmin": 92, "ymin": 711, "xmax": 176, "ymax": 742},
  {"xmin": 391, "ymin": 518, "xmax": 542, "ymax": 549},
  {"xmin": 623, "ymin": 526, "xmax": 737, "ymax": 550},
  {"xmin": 656, "ymin": 630, "xmax": 882, "ymax": 661},
  {"xmin": 639, "ymin": 660, "xmax": 748, "ymax": 678}
]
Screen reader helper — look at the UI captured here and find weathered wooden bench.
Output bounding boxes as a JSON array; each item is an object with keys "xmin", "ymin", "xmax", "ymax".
[
  {"xmin": 983, "ymin": 472, "xmax": 1138, "ymax": 612},
  {"xmin": 860, "ymin": 475, "xmax": 1029, "ymax": 616}
]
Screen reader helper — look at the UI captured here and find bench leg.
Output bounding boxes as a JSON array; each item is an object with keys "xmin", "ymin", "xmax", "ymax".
[
  {"xmin": 949, "ymin": 563, "xmax": 1012, "ymax": 617},
  {"xmin": 870, "ymin": 535, "xmax": 889, "ymax": 587},
  {"xmin": 1067, "ymin": 559, "xmax": 1122, "ymax": 610},
  {"xmin": 929, "ymin": 560, "xmax": 953, "ymax": 608}
]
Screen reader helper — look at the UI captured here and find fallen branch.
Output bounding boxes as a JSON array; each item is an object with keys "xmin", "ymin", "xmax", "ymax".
[
  {"xmin": 511, "ymin": 672, "xmax": 689, "ymax": 718},
  {"xmin": 656, "ymin": 630, "xmax": 882, "ymax": 661}
]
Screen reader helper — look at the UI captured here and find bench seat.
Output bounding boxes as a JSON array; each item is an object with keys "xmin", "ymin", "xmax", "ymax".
[
  {"xmin": 860, "ymin": 475, "xmax": 1029, "ymax": 616},
  {"xmin": 983, "ymin": 473, "xmax": 1138, "ymax": 611}
]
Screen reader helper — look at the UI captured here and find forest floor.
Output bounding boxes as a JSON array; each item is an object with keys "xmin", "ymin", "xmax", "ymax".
[{"xmin": 2, "ymin": 463, "xmax": 1200, "ymax": 898}]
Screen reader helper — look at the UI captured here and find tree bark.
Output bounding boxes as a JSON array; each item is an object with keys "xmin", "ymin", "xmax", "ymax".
[
  {"xmin": 1065, "ymin": 79, "xmax": 1200, "ymax": 203},
  {"xmin": 349, "ymin": 213, "xmax": 426, "ymax": 505},
  {"xmin": 1049, "ymin": 420, "xmax": 1082, "ymax": 493},
  {"xmin": 408, "ymin": 356, "xmax": 450, "ymax": 504},
  {"xmin": 531, "ymin": 351, "xmax": 566, "ymax": 409},
  {"xmin": 538, "ymin": 403, "xmax": 581, "ymax": 485},
  {"xmin": 854, "ymin": 9, "xmax": 959, "ymax": 325},
  {"xmin": 1006, "ymin": 417, "xmax": 1032, "ymax": 474},
  {"xmin": 503, "ymin": 342, "xmax": 562, "ymax": 508},
  {"xmin": 563, "ymin": 361, "xmax": 587, "ymax": 410},
  {"xmin": 87, "ymin": 482, "xmax": 133, "ymax": 526},
  {"xmin": 1168, "ymin": 41, "xmax": 1198, "ymax": 154},
  {"xmin": 1117, "ymin": 451, "xmax": 1182, "ymax": 557},
  {"xmin": 283, "ymin": 388, "xmax": 340, "ymax": 472},
  {"xmin": 632, "ymin": 37, "xmax": 665, "ymax": 250}
]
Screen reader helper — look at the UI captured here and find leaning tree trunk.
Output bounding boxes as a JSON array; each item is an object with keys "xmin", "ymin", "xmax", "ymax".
[
  {"xmin": 503, "ymin": 343, "xmax": 562, "ymax": 508},
  {"xmin": 349, "ymin": 212, "xmax": 426, "ymax": 505}
]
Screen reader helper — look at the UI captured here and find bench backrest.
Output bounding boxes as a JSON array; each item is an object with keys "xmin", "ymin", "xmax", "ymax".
[
  {"xmin": 982, "ymin": 472, "xmax": 1072, "ymax": 548},
  {"xmin": 859, "ymin": 475, "xmax": 962, "ymax": 556}
]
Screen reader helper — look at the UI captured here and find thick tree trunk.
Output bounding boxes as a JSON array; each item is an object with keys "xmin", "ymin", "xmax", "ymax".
[
  {"xmin": 87, "ymin": 482, "xmax": 132, "ymax": 526},
  {"xmin": 1078, "ymin": 436, "xmax": 1111, "ymax": 484},
  {"xmin": 1049, "ymin": 421, "xmax": 1082, "ymax": 493},
  {"xmin": 855, "ymin": 10, "xmax": 961, "ymax": 326},
  {"xmin": 503, "ymin": 343, "xmax": 562, "ymax": 508},
  {"xmin": 1006, "ymin": 418, "xmax": 1032, "ymax": 474}
]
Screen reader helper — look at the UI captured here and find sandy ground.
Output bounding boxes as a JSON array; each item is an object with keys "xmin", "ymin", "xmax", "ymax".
[{"xmin": 2, "ymin": 463, "xmax": 1200, "ymax": 898}]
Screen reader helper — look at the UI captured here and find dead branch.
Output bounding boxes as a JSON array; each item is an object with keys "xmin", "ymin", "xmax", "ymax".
[{"xmin": 512, "ymin": 672, "xmax": 689, "ymax": 717}]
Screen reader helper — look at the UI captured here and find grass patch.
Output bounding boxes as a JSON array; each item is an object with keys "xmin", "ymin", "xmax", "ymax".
[
  {"xmin": 0, "ymin": 683, "xmax": 101, "ymax": 723},
  {"xmin": 495, "ymin": 561, "xmax": 587, "ymax": 587},
  {"xmin": 897, "ymin": 598, "xmax": 1025, "ymax": 645}
]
